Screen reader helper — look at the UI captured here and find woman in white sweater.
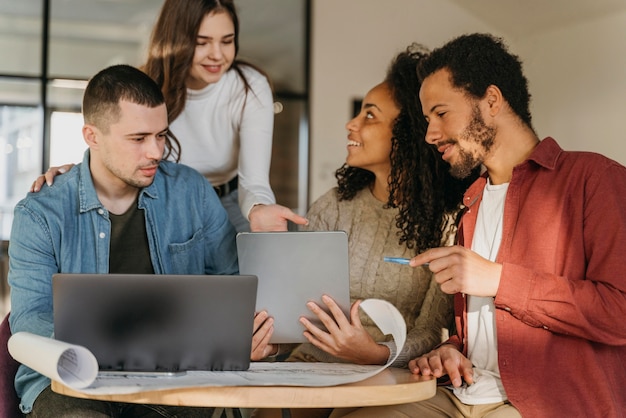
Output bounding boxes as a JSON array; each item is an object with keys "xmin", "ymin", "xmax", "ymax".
[
  {"xmin": 34, "ymin": 0, "xmax": 307, "ymax": 233},
  {"xmin": 143, "ymin": 0, "xmax": 307, "ymax": 232}
]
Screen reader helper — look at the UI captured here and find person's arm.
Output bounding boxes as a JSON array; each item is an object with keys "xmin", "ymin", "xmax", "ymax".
[
  {"xmin": 29, "ymin": 164, "xmax": 74, "ymax": 192},
  {"xmin": 248, "ymin": 186, "xmax": 334, "ymax": 233},
  {"xmin": 8, "ymin": 203, "xmax": 59, "ymax": 338},
  {"xmin": 412, "ymin": 162, "xmax": 626, "ymax": 346},
  {"xmin": 235, "ymin": 69, "xmax": 276, "ymax": 218},
  {"xmin": 497, "ymin": 162, "xmax": 626, "ymax": 345},
  {"xmin": 232, "ymin": 68, "xmax": 308, "ymax": 232}
]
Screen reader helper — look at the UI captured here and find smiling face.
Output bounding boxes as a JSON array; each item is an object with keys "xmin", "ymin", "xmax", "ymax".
[
  {"xmin": 344, "ymin": 83, "xmax": 400, "ymax": 177},
  {"xmin": 85, "ymin": 100, "xmax": 168, "ymax": 191},
  {"xmin": 186, "ymin": 11, "xmax": 236, "ymax": 90},
  {"xmin": 420, "ymin": 68, "xmax": 496, "ymax": 179}
]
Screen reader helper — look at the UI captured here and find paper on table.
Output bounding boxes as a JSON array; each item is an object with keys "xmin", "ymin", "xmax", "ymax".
[
  {"xmin": 10, "ymin": 298, "xmax": 406, "ymax": 395},
  {"xmin": 8, "ymin": 331, "xmax": 98, "ymax": 389},
  {"xmin": 80, "ymin": 298, "xmax": 408, "ymax": 394}
]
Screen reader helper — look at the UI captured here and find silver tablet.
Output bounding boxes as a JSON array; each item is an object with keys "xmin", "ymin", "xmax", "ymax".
[{"xmin": 236, "ymin": 231, "xmax": 350, "ymax": 343}]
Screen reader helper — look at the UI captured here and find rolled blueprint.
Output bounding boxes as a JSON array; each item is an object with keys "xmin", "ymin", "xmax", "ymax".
[{"xmin": 8, "ymin": 332, "xmax": 98, "ymax": 389}]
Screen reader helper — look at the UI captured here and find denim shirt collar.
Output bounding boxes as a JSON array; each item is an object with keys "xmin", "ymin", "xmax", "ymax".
[{"xmin": 77, "ymin": 150, "xmax": 102, "ymax": 213}]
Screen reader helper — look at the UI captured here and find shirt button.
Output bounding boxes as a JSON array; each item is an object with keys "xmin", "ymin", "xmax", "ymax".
[
  {"xmin": 97, "ymin": 209, "xmax": 104, "ymax": 215},
  {"xmin": 504, "ymin": 307, "xmax": 511, "ymax": 312},
  {"xmin": 543, "ymin": 325, "xmax": 549, "ymax": 330},
  {"xmin": 99, "ymin": 232, "xmax": 106, "ymax": 239}
]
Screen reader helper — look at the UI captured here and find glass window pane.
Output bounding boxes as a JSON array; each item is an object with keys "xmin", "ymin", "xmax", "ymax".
[
  {"xmin": 49, "ymin": 110, "xmax": 85, "ymax": 167},
  {"xmin": 0, "ymin": 104, "xmax": 43, "ymax": 240},
  {"xmin": 48, "ymin": 81, "xmax": 86, "ymax": 167},
  {"xmin": 0, "ymin": 77, "xmax": 40, "ymax": 105},
  {"xmin": 49, "ymin": 0, "xmax": 162, "ymax": 79},
  {"xmin": 0, "ymin": 0, "xmax": 42, "ymax": 76},
  {"xmin": 48, "ymin": 78, "xmax": 86, "ymax": 110}
]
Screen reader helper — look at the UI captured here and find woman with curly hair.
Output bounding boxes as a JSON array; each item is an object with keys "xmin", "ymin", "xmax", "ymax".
[
  {"xmin": 293, "ymin": 43, "xmax": 477, "ymax": 365},
  {"xmin": 252, "ymin": 45, "xmax": 478, "ymax": 418}
]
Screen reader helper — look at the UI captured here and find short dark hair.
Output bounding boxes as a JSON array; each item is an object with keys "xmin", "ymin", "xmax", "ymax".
[
  {"xmin": 417, "ymin": 33, "xmax": 533, "ymax": 128},
  {"xmin": 82, "ymin": 64, "xmax": 180, "ymax": 160},
  {"xmin": 83, "ymin": 64, "xmax": 165, "ymax": 130}
]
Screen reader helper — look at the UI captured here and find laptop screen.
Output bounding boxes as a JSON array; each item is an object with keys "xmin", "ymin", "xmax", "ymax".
[{"xmin": 53, "ymin": 274, "xmax": 257, "ymax": 372}]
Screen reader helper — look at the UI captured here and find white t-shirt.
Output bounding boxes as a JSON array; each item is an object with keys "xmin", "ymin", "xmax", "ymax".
[
  {"xmin": 453, "ymin": 179, "xmax": 509, "ymax": 405},
  {"xmin": 169, "ymin": 65, "xmax": 276, "ymax": 218}
]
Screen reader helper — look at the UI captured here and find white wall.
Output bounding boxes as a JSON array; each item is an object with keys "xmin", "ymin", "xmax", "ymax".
[
  {"xmin": 309, "ymin": 1, "xmax": 626, "ymax": 204},
  {"xmin": 517, "ymin": 11, "xmax": 626, "ymax": 163},
  {"xmin": 309, "ymin": 0, "xmax": 496, "ymax": 201}
]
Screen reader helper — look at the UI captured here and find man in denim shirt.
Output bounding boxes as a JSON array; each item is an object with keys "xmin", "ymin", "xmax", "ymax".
[{"xmin": 8, "ymin": 65, "xmax": 275, "ymax": 417}]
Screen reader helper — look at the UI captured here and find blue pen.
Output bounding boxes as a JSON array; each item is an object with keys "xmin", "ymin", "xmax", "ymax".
[{"xmin": 383, "ymin": 256, "xmax": 429, "ymax": 266}]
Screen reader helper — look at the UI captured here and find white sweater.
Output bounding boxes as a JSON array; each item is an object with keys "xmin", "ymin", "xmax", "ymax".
[{"xmin": 170, "ymin": 65, "xmax": 276, "ymax": 218}]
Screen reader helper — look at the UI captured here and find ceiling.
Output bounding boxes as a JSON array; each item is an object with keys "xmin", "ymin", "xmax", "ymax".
[{"xmin": 447, "ymin": 0, "xmax": 626, "ymax": 37}]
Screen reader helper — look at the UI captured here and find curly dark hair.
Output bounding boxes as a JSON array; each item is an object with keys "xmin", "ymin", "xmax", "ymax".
[
  {"xmin": 417, "ymin": 33, "xmax": 534, "ymax": 129},
  {"xmin": 336, "ymin": 44, "xmax": 478, "ymax": 252}
]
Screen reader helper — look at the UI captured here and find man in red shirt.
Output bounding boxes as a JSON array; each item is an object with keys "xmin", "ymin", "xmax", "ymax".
[{"xmin": 330, "ymin": 33, "xmax": 626, "ymax": 418}]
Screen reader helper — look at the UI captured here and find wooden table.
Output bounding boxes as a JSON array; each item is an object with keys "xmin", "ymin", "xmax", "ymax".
[{"xmin": 52, "ymin": 367, "xmax": 435, "ymax": 409}]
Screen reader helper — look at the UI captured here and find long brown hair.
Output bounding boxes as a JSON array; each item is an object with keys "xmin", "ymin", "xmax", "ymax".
[{"xmin": 142, "ymin": 0, "xmax": 266, "ymax": 123}]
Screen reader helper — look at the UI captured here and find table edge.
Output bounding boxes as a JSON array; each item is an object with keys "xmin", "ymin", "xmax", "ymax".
[{"xmin": 52, "ymin": 367, "xmax": 436, "ymax": 408}]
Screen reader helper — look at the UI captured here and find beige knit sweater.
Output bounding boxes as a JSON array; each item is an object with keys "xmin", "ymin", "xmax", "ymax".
[{"xmin": 288, "ymin": 188, "xmax": 454, "ymax": 367}]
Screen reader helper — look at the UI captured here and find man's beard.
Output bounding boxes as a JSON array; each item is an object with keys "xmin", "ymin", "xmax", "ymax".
[{"xmin": 449, "ymin": 105, "xmax": 496, "ymax": 179}]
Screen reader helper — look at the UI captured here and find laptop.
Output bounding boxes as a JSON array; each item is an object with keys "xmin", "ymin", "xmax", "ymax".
[
  {"xmin": 236, "ymin": 231, "xmax": 351, "ymax": 343},
  {"xmin": 53, "ymin": 273, "xmax": 257, "ymax": 373}
]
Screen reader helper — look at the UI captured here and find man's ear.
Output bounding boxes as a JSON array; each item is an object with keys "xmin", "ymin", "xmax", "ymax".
[
  {"xmin": 484, "ymin": 85, "xmax": 503, "ymax": 117},
  {"xmin": 82, "ymin": 124, "xmax": 99, "ymax": 148}
]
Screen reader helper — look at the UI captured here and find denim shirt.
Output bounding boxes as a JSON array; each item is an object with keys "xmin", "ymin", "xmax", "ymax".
[{"xmin": 8, "ymin": 151, "xmax": 238, "ymax": 413}]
